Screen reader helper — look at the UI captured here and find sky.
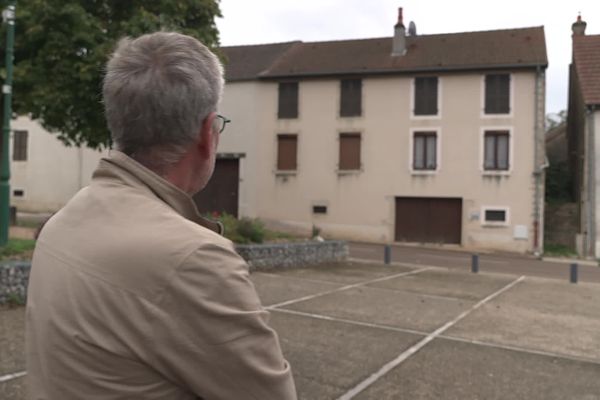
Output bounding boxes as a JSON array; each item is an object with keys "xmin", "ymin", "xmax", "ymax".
[{"xmin": 215, "ymin": 0, "xmax": 600, "ymax": 115}]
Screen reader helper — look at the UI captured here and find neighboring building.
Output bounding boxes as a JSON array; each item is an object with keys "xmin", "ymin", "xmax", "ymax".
[
  {"xmin": 567, "ymin": 15, "xmax": 600, "ymax": 257},
  {"xmin": 218, "ymin": 8, "xmax": 548, "ymax": 253},
  {"xmin": 9, "ymin": 116, "xmax": 107, "ymax": 213}
]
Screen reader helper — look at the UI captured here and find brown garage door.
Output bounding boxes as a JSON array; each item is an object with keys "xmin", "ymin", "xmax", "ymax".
[
  {"xmin": 193, "ymin": 158, "xmax": 239, "ymax": 217},
  {"xmin": 395, "ymin": 197, "xmax": 462, "ymax": 244}
]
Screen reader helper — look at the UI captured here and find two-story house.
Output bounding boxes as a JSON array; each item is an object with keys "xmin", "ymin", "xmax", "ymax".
[
  {"xmin": 567, "ymin": 15, "xmax": 600, "ymax": 257},
  {"xmin": 218, "ymin": 8, "xmax": 548, "ymax": 253}
]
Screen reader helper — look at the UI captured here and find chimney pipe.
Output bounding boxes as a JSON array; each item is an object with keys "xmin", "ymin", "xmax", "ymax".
[
  {"xmin": 572, "ymin": 13, "xmax": 587, "ymax": 36},
  {"xmin": 392, "ymin": 7, "xmax": 406, "ymax": 56}
]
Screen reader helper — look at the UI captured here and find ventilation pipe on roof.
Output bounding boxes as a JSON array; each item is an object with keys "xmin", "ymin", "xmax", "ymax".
[
  {"xmin": 572, "ymin": 13, "xmax": 587, "ymax": 36},
  {"xmin": 392, "ymin": 7, "xmax": 406, "ymax": 56}
]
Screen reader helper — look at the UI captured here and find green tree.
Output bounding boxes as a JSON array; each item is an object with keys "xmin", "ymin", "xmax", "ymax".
[{"xmin": 1, "ymin": 0, "xmax": 222, "ymax": 149}]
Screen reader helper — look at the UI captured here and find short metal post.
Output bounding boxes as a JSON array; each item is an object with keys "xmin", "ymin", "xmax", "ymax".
[
  {"xmin": 384, "ymin": 245, "xmax": 391, "ymax": 265},
  {"xmin": 471, "ymin": 254, "xmax": 479, "ymax": 273},
  {"xmin": 570, "ymin": 263, "xmax": 578, "ymax": 284}
]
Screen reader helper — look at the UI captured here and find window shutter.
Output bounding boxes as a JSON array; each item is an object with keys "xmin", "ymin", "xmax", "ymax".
[
  {"xmin": 278, "ymin": 82, "xmax": 298, "ymax": 119},
  {"xmin": 277, "ymin": 134, "xmax": 297, "ymax": 170},
  {"xmin": 485, "ymin": 74, "xmax": 509, "ymax": 114},
  {"xmin": 339, "ymin": 133, "xmax": 361, "ymax": 170},
  {"xmin": 13, "ymin": 130, "xmax": 28, "ymax": 161},
  {"xmin": 340, "ymin": 79, "xmax": 362, "ymax": 117},
  {"xmin": 414, "ymin": 77, "xmax": 438, "ymax": 115}
]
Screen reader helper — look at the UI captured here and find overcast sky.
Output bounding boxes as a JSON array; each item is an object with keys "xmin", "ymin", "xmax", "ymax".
[{"xmin": 216, "ymin": 0, "xmax": 600, "ymax": 115}]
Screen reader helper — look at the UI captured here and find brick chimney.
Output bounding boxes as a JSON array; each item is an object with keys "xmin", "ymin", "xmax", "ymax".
[
  {"xmin": 572, "ymin": 14, "xmax": 587, "ymax": 36},
  {"xmin": 392, "ymin": 7, "xmax": 406, "ymax": 56}
]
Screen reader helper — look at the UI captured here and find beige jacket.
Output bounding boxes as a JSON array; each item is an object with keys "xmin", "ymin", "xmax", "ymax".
[{"xmin": 26, "ymin": 151, "xmax": 297, "ymax": 400}]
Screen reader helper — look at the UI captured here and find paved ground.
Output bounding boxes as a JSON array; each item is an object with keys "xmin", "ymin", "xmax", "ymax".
[{"xmin": 2, "ymin": 261, "xmax": 600, "ymax": 399}]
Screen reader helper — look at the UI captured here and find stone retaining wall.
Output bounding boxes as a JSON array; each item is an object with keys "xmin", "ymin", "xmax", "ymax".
[
  {"xmin": 236, "ymin": 240, "xmax": 348, "ymax": 271},
  {"xmin": 0, "ymin": 261, "xmax": 31, "ymax": 305},
  {"xmin": 0, "ymin": 241, "xmax": 348, "ymax": 303}
]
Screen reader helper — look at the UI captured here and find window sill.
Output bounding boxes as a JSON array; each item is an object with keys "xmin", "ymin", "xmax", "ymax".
[
  {"xmin": 482, "ymin": 170, "xmax": 511, "ymax": 177},
  {"xmin": 274, "ymin": 170, "xmax": 297, "ymax": 176},
  {"xmin": 481, "ymin": 222, "xmax": 509, "ymax": 228},
  {"xmin": 336, "ymin": 169, "xmax": 362, "ymax": 175},
  {"xmin": 411, "ymin": 169, "xmax": 438, "ymax": 175},
  {"xmin": 410, "ymin": 114, "xmax": 440, "ymax": 120},
  {"xmin": 481, "ymin": 112, "xmax": 512, "ymax": 118}
]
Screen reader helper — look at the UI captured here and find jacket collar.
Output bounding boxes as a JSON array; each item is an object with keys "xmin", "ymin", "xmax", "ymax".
[{"xmin": 93, "ymin": 150, "xmax": 223, "ymax": 234}]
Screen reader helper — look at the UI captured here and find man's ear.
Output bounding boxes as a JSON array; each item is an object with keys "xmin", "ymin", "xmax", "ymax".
[{"xmin": 197, "ymin": 112, "xmax": 217, "ymax": 158}]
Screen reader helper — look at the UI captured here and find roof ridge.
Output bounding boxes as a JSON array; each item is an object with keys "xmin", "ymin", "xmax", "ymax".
[{"xmin": 220, "ymin": 40, "xmax": 302, "ymax": 50}]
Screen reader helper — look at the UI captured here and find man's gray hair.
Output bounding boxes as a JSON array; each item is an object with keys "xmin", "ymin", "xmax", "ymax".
[{"xmin": 103, "ymin": 32, "xmax": 224, "ymax": 172}]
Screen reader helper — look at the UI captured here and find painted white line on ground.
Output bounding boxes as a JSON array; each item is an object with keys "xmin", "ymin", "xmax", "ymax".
[
  {"xmin": 273, "ymin": 304, "xmax": 600, "ymax": 367},
  {"xmin": 271, "ymin": 308, "xmax": 429, "ymax": 337},
  {"xmin": 337, "ymin": 275, "xmax": 525, "ymax": 400},
  {"xmin": 0, "ymin": 370, "xmax": 26, "ymax": 383},
  {"xmin": 266, "ymin": 267, "xmax": 432, "ymax": 310}
]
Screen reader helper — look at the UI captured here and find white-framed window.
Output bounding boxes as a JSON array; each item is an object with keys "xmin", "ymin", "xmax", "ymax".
[
  {"xmin": 481, "ymin": 206, "xmax": 510, "ymax": 226},
  {"xmin": 409, "ymin": 128, "xmax": 441, "ymax": 174},
  {"xmin": 480, "ymin": 127, "xmax": 513, "ymax": 175}
]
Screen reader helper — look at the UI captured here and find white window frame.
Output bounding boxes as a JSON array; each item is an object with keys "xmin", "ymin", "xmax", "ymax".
[
  {"xmin": 409, "ymin": 127, "xmax": 441, "ymax": 175},
  {"xmin": 481, "ymin": 206, "xmax": 510, "ymax": 226},
  {"xmin": 410, "ymin": 76, "xmax": 442, "ymax": 120},
  {"xmin": 480, "ymin": 73, "xmax": 514, "ymax": 119},
  {"xmin": 480, "ymin": 126, "xmax": 513, "ymax": 176}
]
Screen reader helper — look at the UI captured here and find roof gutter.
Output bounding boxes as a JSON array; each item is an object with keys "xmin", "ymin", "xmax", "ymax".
[{"xmin": 258, "ymin": 63, "xmax": 549, "ymax": 80}]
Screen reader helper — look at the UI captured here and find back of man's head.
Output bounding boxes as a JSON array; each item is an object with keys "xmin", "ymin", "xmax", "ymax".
[{"xmin": 103, "ymin": 32, "xmax": 224, "ymax": 172}]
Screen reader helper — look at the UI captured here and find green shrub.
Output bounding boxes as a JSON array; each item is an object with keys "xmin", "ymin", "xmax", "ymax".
[{"xmin": 207, "ymin": 213, "xmax": 266, "ymax": 244}]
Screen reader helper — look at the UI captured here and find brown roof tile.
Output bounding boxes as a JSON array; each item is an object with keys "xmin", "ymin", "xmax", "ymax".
[
  {"xmin": 573, "ymin": 35, "xmax": 600, "ymax": 105},
  {"xmin": 221, "ymin": 41, "xmax": 300, "ymax": 81},
  {"xmin": 221, "ymin": 27, "xmax": 547, "ymax": 81}
]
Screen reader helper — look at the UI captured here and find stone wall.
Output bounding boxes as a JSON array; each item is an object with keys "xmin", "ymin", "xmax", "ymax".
[
  {"xmin": 0, "ymin": 241, "xmax": 348, "ymax": 304},
  {"xmin": 236, "ymin": 240, "xmax": 348, "ymax": 271},
  {"xmin": 544, "ymin": 202, "xmax": 578, "ymax": 249},
  {"xmin": 0, "ymin": 261, "xmax": 31, "ymax": 304}
]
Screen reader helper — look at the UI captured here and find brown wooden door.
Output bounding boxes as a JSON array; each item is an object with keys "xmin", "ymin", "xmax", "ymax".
[
  {"xmin": 395, "ymin": 197, "xmax": 462, "ymax": 244},
  {"xmin": 193, "ymin": 158, "xmax": 239, "ymax": 217}
]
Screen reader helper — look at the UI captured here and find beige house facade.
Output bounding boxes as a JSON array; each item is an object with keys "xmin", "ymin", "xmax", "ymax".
[{"xmin": 219, "ymin": 12, "xmax": 548, "ymax": 253}]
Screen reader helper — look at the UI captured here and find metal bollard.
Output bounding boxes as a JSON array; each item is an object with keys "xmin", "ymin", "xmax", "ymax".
[
  {"xmin": 384, "ymin": 245, "xmax": 391, "ymax": 265},
  {"xmin": 471, "ymin": 254, "xmax": 479, "ymax": 273},
  {"xmin": 570, "ymin": 263, "xmax": 578, "ymax": 284}
]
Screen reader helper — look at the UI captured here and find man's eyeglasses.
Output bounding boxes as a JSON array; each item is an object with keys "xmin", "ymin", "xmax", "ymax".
[{"xmin": 216, "ymin": 114, "xmax": 231, "ymax": 134}]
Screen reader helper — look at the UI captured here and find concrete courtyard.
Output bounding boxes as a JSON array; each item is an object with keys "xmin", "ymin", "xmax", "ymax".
[{"xmin": 2, "ymin": 260, "xmax": 600, "ymax": 399}]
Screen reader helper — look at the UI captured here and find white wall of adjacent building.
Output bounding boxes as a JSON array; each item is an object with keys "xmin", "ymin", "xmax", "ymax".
[{"xmin": 10, "ymin": 116, "xmax": 107, "ymax": 213}]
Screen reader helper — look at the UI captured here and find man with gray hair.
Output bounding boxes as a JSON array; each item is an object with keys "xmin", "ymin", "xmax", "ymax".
[{"xmin": 26, "ymin": 32, "xmax": 297, "ymax": 399}]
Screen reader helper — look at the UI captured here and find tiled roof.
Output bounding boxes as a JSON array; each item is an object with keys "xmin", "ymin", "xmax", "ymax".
[
  {"xmin": 573, "ymin": 35, "xmax": 600, "ymax": 105},
  {"xmin": 221, "ymin": 41, "xmax": 300, "ymax": 81},
  {"xmin": 221, "ymin": 26, "xmax": 547, "ymax": 81}
]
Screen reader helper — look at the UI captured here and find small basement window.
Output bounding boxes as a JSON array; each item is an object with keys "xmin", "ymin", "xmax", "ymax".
[
  {"xmin": 13, "ymin": 189, "xmax": 24, "ymax": 197},
  {"xmin": 313, "ymin": 205, "xmax": 327, "ymax": 214},
  {"xmin": 483, "ymin": 207, "xmax": 509, "ymax": 225}
]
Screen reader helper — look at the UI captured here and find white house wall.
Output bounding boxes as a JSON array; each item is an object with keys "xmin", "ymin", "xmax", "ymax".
[
  {"xmin": 218, "ymin": 81, "xmax": 263, "ymax": 218},
  {"xmin": 593, "ymin": 110, "xmax": 600, "ymax": 256},
  {"xmin": 247, "ymin": 71, "xmax": 539, "ymax": 252},
  {"xmin": 10, "ymin": 116, "xmax": 107, "ymax": 213}
]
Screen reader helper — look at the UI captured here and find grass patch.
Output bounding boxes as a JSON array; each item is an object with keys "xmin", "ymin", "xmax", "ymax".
[
  {"xmin": 0, "ymin": 238, "xmax": 36, "ymax": 260},
  {"xmin": 544, "ymin": 243, "xmax": 577, "ymax": 257}
]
